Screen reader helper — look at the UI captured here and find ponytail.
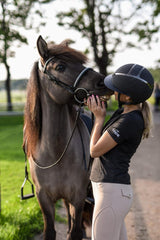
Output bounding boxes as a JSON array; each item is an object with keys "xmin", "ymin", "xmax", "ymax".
[{"xmin": 141, "ymin": 101, "xmax": 153, "ymax": 139}]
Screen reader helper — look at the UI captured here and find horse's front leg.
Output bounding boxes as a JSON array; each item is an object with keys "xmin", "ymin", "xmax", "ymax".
[
  {"xmin": 67, "ymin": 202, "xmax": 84, "ymax": 240},
  {"xmin": 37, "ymin": 189, "xmax": 56, "ymax": 240}
]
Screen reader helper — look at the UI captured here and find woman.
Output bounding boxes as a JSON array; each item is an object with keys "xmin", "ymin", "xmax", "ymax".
[
  {"xmin": 86, "ymin": 64, "xmax": 154, "ymax": 240},
  {"xmin": 154, "ymin": 82, "xmax": 160, "ymax": 111}
]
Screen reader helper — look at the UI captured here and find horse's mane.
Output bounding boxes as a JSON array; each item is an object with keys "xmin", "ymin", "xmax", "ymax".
[
  {"xmin": 23, "ymin": 61, "xmax": 42, "ymax": 156},
  {"xmin": 23, "ymin": 41, "xmax": 87, "ymax": 156}
]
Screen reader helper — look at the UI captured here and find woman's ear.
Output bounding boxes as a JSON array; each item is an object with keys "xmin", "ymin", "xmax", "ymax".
[{"xmin": 125, "ymin": 95, "xmax": 132, "ymax": 102}]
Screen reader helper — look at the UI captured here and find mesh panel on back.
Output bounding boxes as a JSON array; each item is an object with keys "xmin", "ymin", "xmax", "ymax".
[
  {"xmin": 115, "ymin": 64, "xmax": 132, "ymax": 74},
  {"xmin": 129, "ymin": 64, "xmax": 142, "ymax": 76},
  {"xmin": 140, "ymin": 69, "xmax": 153, "ymax": 84},
  {"xmin": 116, "ymin": 64, "xmax": 146, "ymax": 77}
]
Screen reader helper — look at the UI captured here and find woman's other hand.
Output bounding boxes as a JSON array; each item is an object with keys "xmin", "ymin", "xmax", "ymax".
[{"xmin": 86, "ymin": 95, "xmax": 106, "ymax": 120}]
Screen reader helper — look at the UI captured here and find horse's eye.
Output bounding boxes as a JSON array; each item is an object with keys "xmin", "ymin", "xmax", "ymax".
[{"xmin": 55, "ymin": 64, "xmax": 65, "ymax": 72}]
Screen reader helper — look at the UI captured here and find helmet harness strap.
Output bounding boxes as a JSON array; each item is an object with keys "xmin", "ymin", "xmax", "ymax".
[
  {"xmin": 118, "ymin": 93, "xmax": 137, "ymax": 108},
  {"xmin": 118, "ymin": 93, "xmax": 122, "ymax": 108}
]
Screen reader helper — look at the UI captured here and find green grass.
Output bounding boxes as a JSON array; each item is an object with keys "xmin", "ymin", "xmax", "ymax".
[
  {"xmin": 0, "ymin": 90, "xmax": 26, "ymax": 104},
  {"xmin": 0, "ymin": 116, "xmax": 65, "ymax": 240},
  {"xmin": 0, "ymin": 90, "xmax": 26, "ymax": 111}
]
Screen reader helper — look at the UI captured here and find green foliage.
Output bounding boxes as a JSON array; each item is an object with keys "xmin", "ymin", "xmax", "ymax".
[
  {"xmin": 0, "ymin": 115, "xmax": 65, "ymax": 240},
  {"xmin": 107, "ymin": 96, "xmax": 118, "ymax": 111},
  {"xmin": 56, "ymin": 0, "xmax": 160, "ymax": 74},
  {"xmin": 0, "ymin": 0, "xmax": 54, "ymax": 110},
  {"xmin": 0, "ymin": 0, "xmax": 54, "ymax": 60},
  {"xmin": 149, "ymin": 68, "xmax": 160, "ymax": 83},
  {"xmin": 143, "ymin": 0, "xmax": 160, "ymax": 16}
]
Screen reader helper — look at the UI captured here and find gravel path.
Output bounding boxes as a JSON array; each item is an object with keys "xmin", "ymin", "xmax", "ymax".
[
  {"xmin": 34, "ymin": 109, "xmax": 160, "ymax": 240},
  {"xmin": 126, "ymin": 110, "xmax": 160, "ymax": 240}
]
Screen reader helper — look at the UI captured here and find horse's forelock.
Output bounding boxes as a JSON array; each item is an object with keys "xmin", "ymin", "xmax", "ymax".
[{"xmin": 48, "ymin": 42, "xmax": 88, "ymax": 64}]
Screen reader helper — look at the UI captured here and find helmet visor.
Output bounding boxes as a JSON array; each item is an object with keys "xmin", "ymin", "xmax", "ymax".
[{"xmin": 104, "ymin": 74, "xmax": 123, "ymax": 93}]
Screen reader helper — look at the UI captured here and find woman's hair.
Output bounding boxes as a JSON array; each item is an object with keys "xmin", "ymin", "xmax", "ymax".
[{"xmin": 141, "ymin": 101, "xmax": 153, "ymax": 139}]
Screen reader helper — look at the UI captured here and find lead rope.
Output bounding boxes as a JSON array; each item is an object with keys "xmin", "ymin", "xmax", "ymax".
[{"xmin": 32, "ymin": 105, "xmax": 81, "ymax": 169}]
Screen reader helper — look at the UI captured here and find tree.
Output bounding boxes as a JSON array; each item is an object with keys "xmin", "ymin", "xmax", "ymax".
[
  {"xmin": 0, "ymin": 0, "xmax": 54, "ymax": 111},
  {"xmin": 56, "ymin": 0, "xmax": 160, "ymax": 75}
]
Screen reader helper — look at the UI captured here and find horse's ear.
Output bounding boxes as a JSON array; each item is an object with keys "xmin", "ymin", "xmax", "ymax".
[
  {"xmin": 37, "ymin": 35, "xmax": 48, "ymax": 59},
  {"xmin": 60, "ymin": 39, "xmax": 75, "ymax": 47}
]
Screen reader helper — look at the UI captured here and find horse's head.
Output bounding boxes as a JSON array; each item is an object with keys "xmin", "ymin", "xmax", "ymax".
[
  {"xmin": 37, "ymin": 35, "xmax": 112, "ymax": 105},
  {"xmin": 24, "ymin": 36, "xmax": 113, "ymax": 156}
]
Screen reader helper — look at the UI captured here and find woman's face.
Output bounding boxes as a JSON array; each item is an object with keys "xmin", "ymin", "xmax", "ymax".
[
  {"xmin": 114, "ymin": 91, "xmax": 131, "ymax": 102},
  {"xmin": 114, "ymin": 91, "xmax": 119, "ymax": 101}
]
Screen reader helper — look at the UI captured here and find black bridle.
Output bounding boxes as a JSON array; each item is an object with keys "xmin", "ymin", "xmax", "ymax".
[{"xmin": 39, "ymin": 56, "xmax": 92, "ymax": 104}]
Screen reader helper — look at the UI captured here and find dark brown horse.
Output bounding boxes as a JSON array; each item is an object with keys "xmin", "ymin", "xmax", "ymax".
[{"xmin": 23, "ymin": 36, "xmax": 111, "ymax": 240}]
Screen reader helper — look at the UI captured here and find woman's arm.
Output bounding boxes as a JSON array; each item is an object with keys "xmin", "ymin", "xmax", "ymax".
[{"xmin": 87, "ymin": 95, "xmax": 117, "ymax": 158}]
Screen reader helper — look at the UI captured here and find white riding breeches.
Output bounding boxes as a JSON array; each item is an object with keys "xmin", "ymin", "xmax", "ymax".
[{"xmin": 91, "ymin": 182, "xmax": 133, "ymax": 240}]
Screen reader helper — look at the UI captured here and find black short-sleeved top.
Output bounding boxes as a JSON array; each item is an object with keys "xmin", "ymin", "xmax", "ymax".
[{"xmin": 90, "ymin": 108, "xmax": 144, "ymax": 184}]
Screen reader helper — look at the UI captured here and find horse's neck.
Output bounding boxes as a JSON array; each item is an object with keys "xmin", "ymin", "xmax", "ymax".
[{"xmin": 41, "ymin": 94, "xmax": 76, "ymax": 144}]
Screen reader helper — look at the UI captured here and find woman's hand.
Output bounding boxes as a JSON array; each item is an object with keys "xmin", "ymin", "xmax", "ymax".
[
  {"xmin": 85, "ymin": 95, "xmax": 117, "ymax": 158},
  {"xmin": 86, "ymin": 95, "xmax": 106, "ymax": 121}
]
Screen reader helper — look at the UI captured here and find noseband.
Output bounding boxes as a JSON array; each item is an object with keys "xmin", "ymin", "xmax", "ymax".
[{"xmin": 39, "ymin": 57, "xmax": 92, "ymax": 104}]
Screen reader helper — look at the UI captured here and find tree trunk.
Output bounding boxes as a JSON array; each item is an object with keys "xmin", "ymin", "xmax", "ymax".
[{"xmin": 5, "ymin": 63, "xmax": 12, "ymax": 111}]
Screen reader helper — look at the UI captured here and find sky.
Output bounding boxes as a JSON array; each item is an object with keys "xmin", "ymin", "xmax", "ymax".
[{"xmin": 0, "ymin": 0, "xmax": 159, "ymax": 81}]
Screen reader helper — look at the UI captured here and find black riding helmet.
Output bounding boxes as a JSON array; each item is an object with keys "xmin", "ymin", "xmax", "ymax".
[{"xmin": 104, "ymin": 63, "xmax": 154, "ymax": 105}]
